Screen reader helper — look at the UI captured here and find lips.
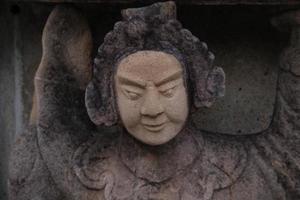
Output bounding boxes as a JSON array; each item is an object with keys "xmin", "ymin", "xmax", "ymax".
[{"xmin": 142, "ymin": 122, "xmax": 166, "ymax": 132}]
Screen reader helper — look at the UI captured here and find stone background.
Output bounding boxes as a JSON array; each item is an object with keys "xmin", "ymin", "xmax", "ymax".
[{"xmin": 0, "ymin": 1, "xmax": 297, "ymax": 199}]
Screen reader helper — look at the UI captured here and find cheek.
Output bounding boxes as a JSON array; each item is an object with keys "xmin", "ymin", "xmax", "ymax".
[
  {"xmin": 162, "ymin": 86, "xmax": 188, "ymax": 123},
  {"xmin": 117, "ymin": 92, "xmax": 141, "ymax": 128}
]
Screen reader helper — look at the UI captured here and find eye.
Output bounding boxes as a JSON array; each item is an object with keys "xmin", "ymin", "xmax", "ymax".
[
  {"xmin": 160, "ymin": 86, "xmax": 176, "ymax": 98},
  {"xmin": 123, "ymin": 90, "xmax": 141, "ymax": 100}
]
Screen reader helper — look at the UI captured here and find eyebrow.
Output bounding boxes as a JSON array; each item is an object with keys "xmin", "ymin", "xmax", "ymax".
[
  {"xmin": 117, "ymin": 74, "xmax": 146, "ymax": 88},
  {"xmin": 155, "ymin": 70, "xmax": 183, "ymax": 86}
]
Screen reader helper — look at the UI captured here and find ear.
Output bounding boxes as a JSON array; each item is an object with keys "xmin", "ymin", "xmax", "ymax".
[
  {"xmin": 206, "ymin": 67, "xmax": 225, "ymax": 98},
  {"xmin": 85, "ymin": 80, "xmax": 118, "ymax": 126},
  {"xmin": 193, "ymin": 66, "xmax": 225, "ymax": 108}
]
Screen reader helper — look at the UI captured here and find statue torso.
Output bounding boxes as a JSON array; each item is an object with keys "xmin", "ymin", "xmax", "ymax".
[{"xmin": 68, "ymin": 128, "xmax": 273, "ymax": 200}]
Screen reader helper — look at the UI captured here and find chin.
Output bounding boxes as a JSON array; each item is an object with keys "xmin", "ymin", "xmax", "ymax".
[{"xmin": 129, "ymin": 126, "xmax": 181, "ymax": 146}]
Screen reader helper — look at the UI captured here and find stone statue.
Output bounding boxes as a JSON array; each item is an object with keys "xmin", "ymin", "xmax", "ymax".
[{"xmin": 8, "ymin": 1, "xmax": 300, "ymax": 200}]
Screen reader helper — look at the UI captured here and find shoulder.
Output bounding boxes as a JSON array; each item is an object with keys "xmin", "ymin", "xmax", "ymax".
[{"xmin": 194, "ymin": 132, "xmax": 248, "ymax": 190}]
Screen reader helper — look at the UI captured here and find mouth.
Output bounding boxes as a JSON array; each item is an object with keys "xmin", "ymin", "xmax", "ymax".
[{"xmin": 142, "ymin": 122, "xmax": 166, "ymax": 132}]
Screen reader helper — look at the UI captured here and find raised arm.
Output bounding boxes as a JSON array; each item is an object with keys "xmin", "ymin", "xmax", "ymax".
[{"xmin": 9, "ymin": 5, "xmax": 94, "ymax": 200}]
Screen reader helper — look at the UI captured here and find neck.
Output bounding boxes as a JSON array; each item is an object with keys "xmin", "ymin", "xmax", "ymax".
[{"xmin": 118, "ymin": 126, "xmax": 202, "ymax": 183}]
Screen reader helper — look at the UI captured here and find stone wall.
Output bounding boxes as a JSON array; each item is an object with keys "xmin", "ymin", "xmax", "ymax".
[{"xmin": 0, "ymin": 1, "xmax": 295, "ymax": 199}]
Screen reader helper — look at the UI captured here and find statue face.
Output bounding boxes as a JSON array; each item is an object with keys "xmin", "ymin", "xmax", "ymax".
[{"xmin": 115, "ymin": 50, "xmax": 188, "ymax": 145}]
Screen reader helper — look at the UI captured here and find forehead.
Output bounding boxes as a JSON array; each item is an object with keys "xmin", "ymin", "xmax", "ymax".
[{"xmin": 116, "ymin": 51, "xmax": 182, "ymax": 81}]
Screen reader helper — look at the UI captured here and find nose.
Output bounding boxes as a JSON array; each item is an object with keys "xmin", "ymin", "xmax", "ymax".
[{"xmin": 140, "ymin": 87, "xmax": 164, "ymax": 117}]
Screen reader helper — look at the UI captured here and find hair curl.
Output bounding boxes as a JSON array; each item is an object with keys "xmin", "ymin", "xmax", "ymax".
[{"xmin": 85, "ymin": 1, "xmax": 225, "ymax": 126}]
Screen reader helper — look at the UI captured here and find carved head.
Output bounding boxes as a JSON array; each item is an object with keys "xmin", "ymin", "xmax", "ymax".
[
  {"xmin": 115, "ymin": 51, "xmax": 188, "ymax": 145},
  {"xmin": 85, "ymin": 1, "xmax": 225, "ymax": 145}
]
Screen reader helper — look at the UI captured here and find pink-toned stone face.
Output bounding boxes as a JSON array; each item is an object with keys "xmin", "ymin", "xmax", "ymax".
[{"xmin": 115, "ymin": 50, "xmax": 188, "ymax": 145}]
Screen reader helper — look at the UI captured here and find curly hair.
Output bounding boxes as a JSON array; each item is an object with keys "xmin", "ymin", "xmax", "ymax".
[{"xmin": 85, "ymin": 1, "xmax": 225, "ymax": 126}]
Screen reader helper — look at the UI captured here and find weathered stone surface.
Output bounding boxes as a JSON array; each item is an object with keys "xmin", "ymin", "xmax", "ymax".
[{"xmin": 7, "ymin": 2, "xmax": 300, "ymax": 200}]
